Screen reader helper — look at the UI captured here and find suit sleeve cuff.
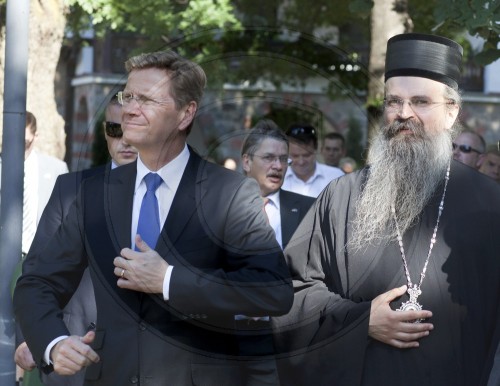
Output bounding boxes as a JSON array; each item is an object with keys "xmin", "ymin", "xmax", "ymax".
[
  {"xmin": 162, "ymin": 265, "xmax": 174, "ymax": 301},
  {"xmin": 44, "ymin": 335, "xmax": 68, "ymax": 364}
]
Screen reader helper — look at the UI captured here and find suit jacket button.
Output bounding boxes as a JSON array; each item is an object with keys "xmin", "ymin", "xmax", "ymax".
[
  {"xmin": 138, "ymin": 322, "xmax": 146, "ymax": 331},
  {"xmin": 130, "ymin": 375, "xmax": 139, "ymax": 384}
]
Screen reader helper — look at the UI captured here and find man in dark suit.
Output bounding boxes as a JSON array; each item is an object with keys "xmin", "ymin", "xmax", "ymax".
[
  {"xmin": 14, "ymin": 97, "xmax": 138, "ymax": 386},
  {"xmin": 241, "ymin": 120, "xmax": 315, "ymax": 249},
  {"xmin": 14, "ymin": 50, "xmax": 293, "ymax": 386},
  {"xmin": 239, "ymin": 120, "xmax": 315, "ymax": 385}
]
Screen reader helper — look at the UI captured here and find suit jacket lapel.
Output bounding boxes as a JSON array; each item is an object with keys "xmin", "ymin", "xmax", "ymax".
[
  {"xmin": 155, "ymin": 150, "xmax": 204, "ymax": 262},
  {"xmin": 105, "ymin": 162, "xmax": 135, "ymax": 250},
  {"xmin": 280, "ymin": 190, "xmax": 301, "ymax": 249}
]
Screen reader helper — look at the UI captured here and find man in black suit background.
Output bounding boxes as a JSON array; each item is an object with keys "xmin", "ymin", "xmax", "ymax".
[
  {"xmin": 239, "ymin": 120, "xmax": 315, "ymax": 385},
  {"xmin": 241, "ymin": 120, "xmax": 315, "ymax": 249},
  {"xmin": 14, "ymin": 51, "xmax": 293, "ymax": 385},
  {"xmin": 14, "ymin": 96, "xmax": 138, "ymax": 386}
]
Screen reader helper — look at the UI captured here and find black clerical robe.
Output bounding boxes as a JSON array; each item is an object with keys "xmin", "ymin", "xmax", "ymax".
[{"xmin": 273, "ymin": 160, "xmax": 500, "ymax": 386}]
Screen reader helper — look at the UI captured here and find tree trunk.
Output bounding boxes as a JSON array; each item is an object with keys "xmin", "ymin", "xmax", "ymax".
[
  {"xmin": 366, "ymin": 0, "xmax": 412, "ymax": 140},
  {"xmin": 0, "ymin": 0, "xmax": 67, "ymax": 159}
]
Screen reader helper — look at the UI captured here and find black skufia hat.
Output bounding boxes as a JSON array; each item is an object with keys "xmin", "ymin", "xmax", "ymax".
[{"xmin": 385, "ymin": 33, "xmax": 463, "ymax": 90}]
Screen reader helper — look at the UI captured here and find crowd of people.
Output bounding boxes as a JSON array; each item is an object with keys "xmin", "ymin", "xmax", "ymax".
[{"xmin": 5, "ymin": 32, "xmax": 499, "ymax": 386}]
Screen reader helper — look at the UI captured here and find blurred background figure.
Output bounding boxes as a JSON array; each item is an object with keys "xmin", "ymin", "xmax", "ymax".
[
  {"xmin": 20, "ymin": 111, "xmax": 69, "ymax": 256},
  {"xmin": 1, "ymin": 111, "xmax": 68, "ymax": 385},
  {"xmin": 338, "ymin": 156, "xmax": 357, "ymax": 174},
  {"xmin": 452, "ymin": 129, "xmax": 485, "ymax": 169},
  {"xmin": 103, "ymin": 97, "xmax": 138, "ymax": 167},
  {"xmin": 320, "ymin": 132, "xmax": 346, "ymax": 167},
  {"xmin": 479, "ymin": 146, "xmax": 500, "ymax": 183},
  {"xmin": 283, "ymin": 123, "xmax": 343, "ymax": 198}
]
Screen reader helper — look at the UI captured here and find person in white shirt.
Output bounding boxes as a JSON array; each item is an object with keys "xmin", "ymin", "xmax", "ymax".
[{"xmin": 282, "ymin": 123, "xmax": 344, "ymax": 197}]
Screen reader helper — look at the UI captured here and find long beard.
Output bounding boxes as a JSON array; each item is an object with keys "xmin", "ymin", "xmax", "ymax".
[{"xmin": 349, "ymin": 119, "xmax": 453, "ymax": 252}]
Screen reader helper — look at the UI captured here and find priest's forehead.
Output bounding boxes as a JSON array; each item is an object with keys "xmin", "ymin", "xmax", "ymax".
[{"xmin": 384, "ymin": 76, "xmax": 447, "ymax": 99}]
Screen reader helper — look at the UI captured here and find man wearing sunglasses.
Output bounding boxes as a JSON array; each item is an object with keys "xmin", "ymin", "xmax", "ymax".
[
  {"xmin": 452, "ymin": 129, "xmax": 485, "ymax": 169},
  {"xmin": 273, "ymin": 33, "xmax": 500, "ymax": 386},
  {"xmin": 102, "ymin": 98, "xmax": 138, "ymax": 167},
  {"xmin": 14, "ymin": 97, "xmax": 137, "ymax": 386}
]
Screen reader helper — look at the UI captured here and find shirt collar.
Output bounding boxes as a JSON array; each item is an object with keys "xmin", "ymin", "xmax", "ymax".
[
  {"xmin": 265, "ymin": 190, "xmax": 281, "ymax": 210},
  {"xmin": 135, "ymin": 144, "xmax": 190, "ymax": 192}
]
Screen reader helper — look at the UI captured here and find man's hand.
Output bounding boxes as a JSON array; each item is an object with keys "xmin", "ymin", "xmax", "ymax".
[
  {"xmin": 15, "ymin": 342, "xmax": 36, "ymax": 371},
  {"xmin": 51, "ymin": 331, "xmax": 99, "ymax": 375},
  {"xmin": 369, "ymin": 285, "xmax": 434, "ymax": 348},
  {"xmin": 114, "ymin": 234, "xmax": 168, "ymax": 294}
]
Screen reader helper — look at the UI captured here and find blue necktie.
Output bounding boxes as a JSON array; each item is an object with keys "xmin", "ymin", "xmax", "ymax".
[{"xmin": 136, "ymin": 173, "xmax": 163, "ymax": 250}]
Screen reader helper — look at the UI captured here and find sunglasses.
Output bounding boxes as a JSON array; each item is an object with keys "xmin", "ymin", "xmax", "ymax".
[
  {"xmin": 286, "ymin": 126, "xmax": 317, "ymax": 138},
  {"xmin": 103, "ymin": 121, "xmax": 122, "ymax": 138},
  {"xmin": 452, "ymin": 143, "xmax": 481, "ymax": 154}
]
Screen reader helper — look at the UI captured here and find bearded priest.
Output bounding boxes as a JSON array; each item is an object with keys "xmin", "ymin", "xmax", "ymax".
[{"xmin": 272, "ymin": 33, "xmax": 500, "ymax": 386}]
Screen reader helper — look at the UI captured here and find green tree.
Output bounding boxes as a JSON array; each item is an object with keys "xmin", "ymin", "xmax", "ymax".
[
  {"xmin": 0, "ymin": 0, "xmax": 242, "ymax": 160},
  {"xmin": 1, "ymin": 0, "xmax": 499, "ymax": 158}
]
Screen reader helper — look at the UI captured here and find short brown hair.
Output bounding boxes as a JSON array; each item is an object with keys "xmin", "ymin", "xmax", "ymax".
[
  {"xmin": 125, "ymin": 51, "xmax": 206, "ymax": 110},
  {"xmin": 26, "ymin": 111, "xmax": 37, "ymax": 135}
]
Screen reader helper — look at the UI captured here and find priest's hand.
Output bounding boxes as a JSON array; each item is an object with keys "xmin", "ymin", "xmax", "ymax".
[
  {"xmin": 51, "ymin": 331, "xmax": 99, "ymax": 375},
  {"xmin": 15, "ymin": 342, "xmax": 36, "ymax": 371},
  {"xmin": 114, "ymin": 234, "xmax": 169, "ymax": 294},
  {"xmin": 368, "ymin": 285, "xmax": 433, "ymax": 348}
]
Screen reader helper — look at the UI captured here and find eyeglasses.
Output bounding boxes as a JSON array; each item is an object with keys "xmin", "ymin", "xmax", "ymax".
[
  {"xmin": 252, "ymin": 154, "xmax": 292, "ymax": 166},
  {"xmin": 286, "ymin": 126, "xmax": 317, "ymax": 138},
  {"xmin": 384, "ymin": 97, "xmax": 455, "ymax": 113},
  {"xmin": 452, "ymin": 143, "xmax": 482, "ymax": 154},
  {"xmin": 116, "ymin": 91, "xmax": 168, "ymax": 109},
  {"xmin": 103, "ymin": 121, "xmax": 123, "ymax": 138}
]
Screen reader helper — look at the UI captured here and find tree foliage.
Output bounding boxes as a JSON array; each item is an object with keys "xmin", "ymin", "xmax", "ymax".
[{"xmin": 433, "ymin": 0, "xmax": 500, "ymax": 64}]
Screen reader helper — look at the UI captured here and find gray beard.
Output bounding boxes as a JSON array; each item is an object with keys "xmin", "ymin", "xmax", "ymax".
[{"xmin": 349, "ymin": 119, "xmax": 453, "ymax": 252}]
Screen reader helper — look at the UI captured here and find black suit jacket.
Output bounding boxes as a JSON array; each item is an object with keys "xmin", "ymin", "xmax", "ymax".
[
  {"xmin": 20, "ymin": 165, "xmax": 105, "ymax": 386},
  {"xmin": 14, "ymin": 149, "xmax": 293, "ymax": 386},
  {"xmin": 279, "ymin": 189, "xmax": 315, "ymax": 249}
]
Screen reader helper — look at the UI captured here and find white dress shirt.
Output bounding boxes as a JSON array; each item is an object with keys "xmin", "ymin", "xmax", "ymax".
[
  {"xmin": 22, "ymin": 151, "xmax": 39, "ymax": 253},
  {"xmin": 133, "ymin": 146, "xmax": 189, "ymax": 301},
  {"xmin": 264, "ymin": 190, "xmax": 282, "ymax": 249},
  {"xmin": 282, "ymin": 161, "xmax": 344, "ymax": 198}
]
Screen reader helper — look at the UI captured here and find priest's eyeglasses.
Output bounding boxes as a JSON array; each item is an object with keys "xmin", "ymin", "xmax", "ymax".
[
  {"xmin": 384, "ymin": 97, "xmax": 455, "ymax": 113},
  {"xmin": 252, "ymin": 154, "xmax": 292, "ymax": 166}
]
